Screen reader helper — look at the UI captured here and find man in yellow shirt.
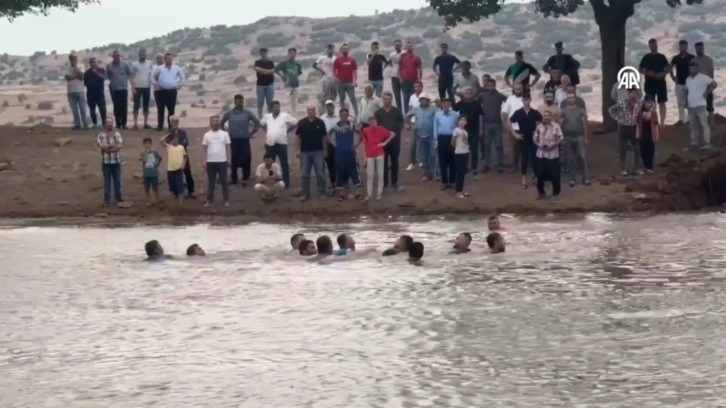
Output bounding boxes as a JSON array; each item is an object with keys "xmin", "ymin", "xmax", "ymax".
[{"xmin": 160, "ymin": 133, "xmax": 187, "ymax": 205}]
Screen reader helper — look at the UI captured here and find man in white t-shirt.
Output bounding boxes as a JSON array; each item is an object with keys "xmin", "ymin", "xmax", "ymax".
[
  {"xmin": 501, "ymin": 83, "xmax": 525, "ymax": 170},
  {"xmin": 131, "ymin": 48, "xmax": 154, "ymax": 130},
  {"xmin": 685, "ymin": 61, "xmax": 718, "ymax": 151},
  {"xmin": 389, "ymin": 40, "xmax": 404, "ymax": 110},
  {"xmin": 201, "ymin": 115, "xmax": 231, "ymax": 207},
  {"xmin": 254, "ymin": 153, "xmax": 285, "ymax": 200},
  {"xmin": 65, "ymin": 54, "xmax": 89, "ymax": 130},
  {"xmin": 313, "ymin": 44, "xmax": 337, "ymax": 110},
  {"xmin": 405, "ymin": 80, "xmax": 425, "ymax": 171},
  {"xmin": 261, "ymin": 100, "xmax": 298, "ymax": 189}
]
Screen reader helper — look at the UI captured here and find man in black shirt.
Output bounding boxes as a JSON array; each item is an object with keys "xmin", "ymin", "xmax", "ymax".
[
  {"xmin": 433, "ymin": 43, "xmax": 461, "ymax": 100},
  {"xmin": 505, "ymin": 50, "xmax": 541, "ymax": 90},
  {"xmin": 374, "ymin": 92, "xmax": 405, "ymax": 192},
  {"xmin": 83, "ymin": 57, "xmax": 107, "ymax": 127},
  {"xmin": 453, "ymin": 87, "xmax": 483, "ymax": 173},
  {"xmin": 542, "ymin": 68, "xmax": 562, "ymax": 98},
  {"xmin": 366, "ymin": 41, "xmax": 388, "ymax": 97},
  {"xmin": 509, "ymin": 93, "xmax": 542, "ymax": 189},
  {"xmin": 543, "ymin": 41, "xmax": 581, "ymax": 86},
  {"xmin": 296, "ymin": 104, "xmax": 328, "ymax": 201},
  {"xmin": 669, "ymin": 39, "xmax": 695, "ymax": 125},
  {"xmin": 639, "ymin": 38, "xmax": 669, "ymax": 123},
  {"xmin": 254, "ymin": 47, "xmax": 276, "ymax": 118}
]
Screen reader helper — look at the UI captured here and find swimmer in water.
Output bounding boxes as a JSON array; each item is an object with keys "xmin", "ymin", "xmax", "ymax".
[
  {"xmin": 488, "ymin": 215, "xmax": 503, "ymax": 231},
  {"xmin": 290, "ymin": 233, "xmax": 306, "ymax": 252},
  {"xmin": 298, "ymin": 239, "xmax": 317, "ymax": 256},
  {"xmin": 309, "ymin": 235, "xmax": 334, "ymax": 262},
  {"xmin": 451, "ymin": 232, "xmax": 472, "ymax": 254},
  {"xmin": 486, "ymin": 232, "xmax": 506, "ymax": 253},
  {"xmin": 382, "ymin": 234, "xmax": 414, "ymax": 256},
  {"xmin": 408, "ymin": 241, "xmax": 424, "ymax": 264},
  {"xmin": 334, "ymin": 233, "xmax": 356, "ymax": 255},
  {"xmin": 144, "ymin": 240, "xmax": 171, "ymax": 261},
  {"xmin": 186, "ymin": 243, "xmax": 205, "ymax": 256}
]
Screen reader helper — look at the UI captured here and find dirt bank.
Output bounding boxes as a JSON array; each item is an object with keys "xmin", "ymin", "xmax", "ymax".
[{"xmin": 0, "ymin": 119, "xmax": 724, "ymax": 220}]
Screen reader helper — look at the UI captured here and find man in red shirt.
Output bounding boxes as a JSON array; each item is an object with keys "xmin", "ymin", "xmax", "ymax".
[
  {"xmin": 333, "ymin": 43, "xmax": 359, "ymax": 116},
  {"xmin": 357, "ymin": 115, "xmax": 395, "ymax": 200},
  {"xmin": 398, "ymin": 41, "xmax": 422, "ymax": 114}
]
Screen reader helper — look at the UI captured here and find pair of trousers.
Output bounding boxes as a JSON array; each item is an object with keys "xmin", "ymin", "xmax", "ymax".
[
  {"xmin": 418, "ymin": 137, "xmax": 437, "ymax": 180},
  {"xmin": 156, "ymin": 89, "xmax": 177, "ymax": 130},
  {"xmin": 511, "ymin": 133, "xmax": 522, "ymax": 170},
  {"xmin": 264, "ymin": 144, "xmax": 290, "ymax": 188},
  {"xmin": 467, "ymin": 129, "xmax": 480, "ymax": 171},
  {"xmin": 370, "ymin": 80, "xmax": 384, "ymax": 97},
  {"xmin": 300, "ymin": 150, "xmax": 326, "ymax": 198},
  {"xmin": 438, "ymin": 77, "xmax": 454, "ymax": 100},
  {"xmin": 674, "ymin": 84, "xmax": 688, "ymax": 123},
  {"xmin": 401, "ymin": 80, "xmax": 415, "ymax": 113},
  {"xmin": 101, "ymin": 163, "xmax": 122, "ymax": 203},
  {"xmin": 536, "ymin": 158, "xmax": 561, "ymax": 196},
  {"xmin": 391, "ymin": 77, "xmax": 403, "ymax": 110},
  {"xmin": 688, "ymin": 106, "xmax": 711, "ymax": 146},
  {"xmin": 454, "ymin": 153, "xmax": 469, "ymax": 192},
  {"xmin": 564, "ymin": 135, "xmax": 589, "ymax": 181},
  {"xmin": 520, "ymin": 135, "xmax": 536, "ymax": 175},
  {"xmin": 618, "ymin": 125, "xmax": 641, "ymax": 171},
  {"xmin": 409, "ymin": 132, "xmax": 419, "ymax": 165},
  {"xmin": 205, "ymin": 162, "xmax": 229, "ymax": 203},
  {"xmin": 335, "ymin": 150, "xmax": 359, "ymax": 188},
  {"xmin": 86, "ymin": 90, "xmax": 105, "ymax": 126},
  {"xmin": 167, "ymin": 169, "xmax": 184, "ymax": 197},
  {"xmin": 482, "ymin": 123, "xmax": 504, "ymax": 169},
  {"xmin": 67, "ymin": 92, "xmax": 89, "ymax": 128},
  {"xmin": 366, "ymin": 156, "xmax": 385, "ymax": 198},
  {"xmin": 183, "ymin": 153, "xmax": 195, "ymax": 194},
  {"xmin": 110, "ymin": 89, "xmax": 128, "ymax": 128},
  {"xmin": 256, "ymin": 84, "xmax": 275, "ymax": 118},
  {"xmin": 437, "ymin": 134, "xmax": 455, "ymax": 185},
  {"xmin": 383, "ymin": 138, "xmax": 401, "ymax": 188},
  {"xmin": 133, "ymin": 87, "xmax": 151, "ymax": 114},
  {"xmin": 320, "ymin": 78, "xmax": 337, "ymax": 111},
  {"xmin": 230, "ymin": 138, "xmax": 251, "ymax": 183},
  {"xmin": 337, "ymin": 82, "xmax": 358, "ymax": 114},
  {"xmin": 325, "ymin": 143, "xmax": 336, "ymax": 187},
  {"xmin": 639, "ymin": 132, "xmax": 656, "ymax": 171}
]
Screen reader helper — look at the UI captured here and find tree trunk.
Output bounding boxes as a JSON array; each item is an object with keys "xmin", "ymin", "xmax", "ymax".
[{"xmin": 598, "ymin": 20, "xmax": 626, "ymax": 132}]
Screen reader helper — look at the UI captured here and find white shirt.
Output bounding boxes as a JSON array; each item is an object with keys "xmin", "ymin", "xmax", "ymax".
[
  {"xmin": 685, "ymin": 73, "xmax": 714, "ymax": 108},
  {"xmin": 408, "ymin": 93, "xmax": 421, "ymax": 123},
  {"xmin": 202, "ymin": 130, "xmax": 231, "ymax": 163},
  {"xmin": 554, "ymin": 86, "xmax": 579, "ymax": 107},
  {"xmin": 256, "ymin": 163, "xmax": 282, "ymax": 179},
  {"xmin": 67, "ymin": 63, "xmax": 85, "ymax": 93},
  {"xmin": 502, "ymin": 95, "xmax": 524, "ymax": 130},
  {"xmin": 321, "ymin": 114, "xmax": 340, "ymax": 132},
  {"xmin": 261, "ymin": 112, "xmax": 297, "ymax": 145},
  {"xmin": 315, "ymin": 54, "xmax": 336, "ymax": 80},
  {"xmin": 389, "ymin": 51, "xmax": 403, "ymax": 78},
  {"xmin": 152, "ymin": 64, "xmax": 185, "ymax": 90},
  {"xmin": 131, "ymin": 60, "xmax": 153, "ymax": 88}
]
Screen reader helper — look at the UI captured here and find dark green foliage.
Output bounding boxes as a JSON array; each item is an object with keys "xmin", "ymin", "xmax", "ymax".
[
  {"xmin": 257, "ymin": 33, "xmax": 295, "ymax": 49},
  {"xmin": 2, "ymin": 0, "xmax": 96, "ymax": 20}
]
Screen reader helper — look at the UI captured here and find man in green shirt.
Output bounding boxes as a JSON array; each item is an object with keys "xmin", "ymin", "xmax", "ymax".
[{"xmin": 276, "ymin": 47, "xmax": 303, "ymax": 115}]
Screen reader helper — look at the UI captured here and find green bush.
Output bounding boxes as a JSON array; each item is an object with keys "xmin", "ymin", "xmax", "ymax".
[
  {"xmin": 257, "ymin": 33, "xmax": 295, "ymax": 49},
  {"xmin": 422, "ymin": 28, "xmax": 442, "ymax": 39}
]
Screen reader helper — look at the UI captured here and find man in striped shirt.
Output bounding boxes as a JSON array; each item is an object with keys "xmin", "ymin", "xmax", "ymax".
[
  {"xmin": 96, "ymin": 118, "xmax": 124, "ymax": 206},
  {"xmin": 608, "ymin": 88, "xmax": 642, "ymax": 176}
]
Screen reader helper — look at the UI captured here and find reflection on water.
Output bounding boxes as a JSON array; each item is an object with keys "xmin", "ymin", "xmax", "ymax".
[{"xmin": 1, "ymin": 213, "xmax": 726, "ymax": 407}]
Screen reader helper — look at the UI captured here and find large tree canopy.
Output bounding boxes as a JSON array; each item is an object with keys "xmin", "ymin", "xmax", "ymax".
[
  {"xmin": 426, "ymin": 0, "xmax": 704, "ymax": 129},
  {"xmin": 1, "ymin": 0, "xmax": 96, "ymax": 20}
]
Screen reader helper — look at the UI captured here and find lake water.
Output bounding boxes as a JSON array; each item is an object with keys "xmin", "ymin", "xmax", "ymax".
[{"xmin": 2, "ymin": 214, "xmax": 726, "ymax": 407}]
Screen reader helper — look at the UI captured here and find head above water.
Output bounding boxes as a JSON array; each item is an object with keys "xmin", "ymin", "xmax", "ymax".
[
  {"xmin": 409, "ymin": 241, "xmax": 424, "ymax": 261},
  {"xmin": 299, "ymin": 239, "xmax": 317, "ymax": 256},
  {"xmin": 186, "ymin": 243, "xmax": 205, "ymax": 256},
  {"xmin": 454, "ymin": 232, "xmax": 472, "ymax": 250},
  {"xmin": 336, "ymin": 233, "xmax": 356, "ymax": 250},
  {"xmin": 316, "ymin": 235, "xmax": 334, "ymax": 255},
  {"xmin": 486, "ymin": 232, "xmax": 505, "ymax": 253},
  {"xmin": 394, "ymin": 235, "xmax": 414, "ymax": 252},
  {"xmin": 487, "ymin": 215, "xmax": 501, "ymax": 231},
  {"xmin": 144, "ymin": 240, "xmax": 163, "ymax": 257},
  {"xmin": 291, "ymin": 233, "xmax": 306, "ymax": 250}
]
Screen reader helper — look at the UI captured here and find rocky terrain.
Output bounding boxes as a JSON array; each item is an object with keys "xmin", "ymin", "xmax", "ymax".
[{"xmin": 0, "ymin": 1, "xmax": 724, "ymax": 127}]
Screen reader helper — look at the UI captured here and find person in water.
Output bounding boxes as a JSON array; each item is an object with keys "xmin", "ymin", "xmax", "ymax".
[
  {"xmin": 186, "ymin": 243, "xmax": 205, "ymax": 256},
  {"xmin": 334, "ymin": 233, "xmax": 356, "ymax": 255},
  {"xmin": 451, "ymin": 232, "xmax": 472, "ymax": 253},
  {"xmin": 298, "ymin": 239, "xmax": 317, "ymax": 256},
  {"xmin": 144, "ymin": 240, "xmax": 171, "ymax": 260},
  {"xmin": 487, "ymin": 215, "xmax": 502, "ymax": 231},
  {"xmin": 290, "ymin": 233, "xmax": 306, "ymax": 252},
  {"xmin": 486, "ymin": 232, "xmax": 506, "ymax": 253},
  {"xmin": 309, "ymin": 235, "xmax": 334, "ymax": 262},
  {"xmin": 382, "ymin": 234, "xmax": 414, "ymax": 256},
  {"xmin": 408, "ymin": 241, "xmax": 424, "ymax": 264}
]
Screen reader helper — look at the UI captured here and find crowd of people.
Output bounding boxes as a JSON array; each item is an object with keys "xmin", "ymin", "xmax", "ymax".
[{"xmin": 83, "ymin": 37, "xmax": 718, "ymax": 207}]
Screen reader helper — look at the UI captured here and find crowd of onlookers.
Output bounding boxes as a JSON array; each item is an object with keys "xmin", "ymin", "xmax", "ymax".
[{"xmin": 84, "ymin": 37, "xmax": 718, "ymax": 207}]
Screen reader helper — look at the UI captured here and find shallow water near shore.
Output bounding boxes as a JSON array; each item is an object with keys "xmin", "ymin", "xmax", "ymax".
[{"xmin": 2, "ymin": 213, "xmax": 726, "ymax": 407}]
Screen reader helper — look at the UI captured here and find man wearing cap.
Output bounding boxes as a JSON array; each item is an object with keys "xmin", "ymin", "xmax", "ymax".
[
  {"xmin": 453, "ymin": 87, "xmax": 483, "ymax": 173},
  {"xmin": 543, "ymin": 42, "xmax": 581, "ymax": 86},
  {"xmin": 684, "ymin": 60, "xmax": 717, "ymax": 151},
  {"xmin": 405, "ymin": 92, "xmax": 437, "ymax": 181},
  {"xmin": 321, "ymin": 100, "xmax": 340, "ymax": 189}
]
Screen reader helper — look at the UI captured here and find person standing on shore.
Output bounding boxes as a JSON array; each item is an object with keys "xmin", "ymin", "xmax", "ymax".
[
  {"xmin": 479, "ymin": 78, "xmax": 506, "ymax": 173},
  {"xmin": 276, "ymin": 48, "xmax": 303, "ymax": 115},
  {"xmin": 328, "ymin": 108, "xmax": 359, "ymax": 201},
  {"xmin": 453, "ymin": 87, "xmax": 483, "ymax": 174},
  {"xmin": 533, "ymin": 110, "xmax": 563, "ymax": 199},
  {"xmin": 151, "ymin": 53, "xmax": 184, "ymax": 131},
  {"xmin": 434, "ymin": 98, "xmax": 459, "ymax": 191},
  {"xmin": 560, "ymin": 92, "xmax": 590, "ymax": 186},
  {"xmin": 358, "ymin": 115, "xmax": 395, "ymax": 201},
  {"xmin": 433, "ymin": 43, "xmax": 460, "ymax": 100},
  {"xmin": 669, "ymin": 40, "xmax": 695, "ymax": 126},
  {"xmin": 453, "ymin": 61, "xmax": 480, "ymax": 99},
  {"xmin": 399, "ymin": 41, "xmax": 422, "ymax": 114},
  {"xmin": 221, "ymin": 94, "xmax": 261, "ymax": 186},
  {"xmin": 296, "ymin": 104, "xmax": 329, "ymax": 202},
  {"xmin": 501, "ymin": 83, "xmax": 525, "ymax": 172},
  {"xmin": 151, "ymin": 54, "xmax": 164, "ymax": 113},
  {"xmin": 504, "ymin": 51, "xmax": 540, "ymax": 90},
  {"xmin": 313, "ymin": 44, "xmax": 337, "ymax": 110},
  {"xmin": 684, "ymin": 61, "xmax": 717, "ymax": 152},
  {"xmin": 374, "ymin": 92, "xmax": 405, "ymax": 192},
  {"xmin": 321, "ymin": 100, "xmax": 340, "ymax": 190},
  {"xmin": 106, "ymin": 50, "xmax": 132, "ymax": 130},
  {"xmin": 639, "ymin": 39, "xmax": 669, "ymax": 124},
  {"xmin": 83, "ymin": 57, "xmax": 106, "ymax": 128},
  {"xmin": 131, "ymin": 48, "xmax": 153, "ymax": 130},
  {"xmin": 96, "ymin": 118, "xmax": 124, "ymax": 207},
  {"xmin": 254, "ymin": 48, "xmax": 276, "ymax": 119},
  {"xmin": 542, "ymin": 41, "xmax": 580, "ymax": 86},
  {"xmin": 201, "ymin": 115, "xmax": 231, "ymax": 208},
  {"xmin": 405, "ymin": 81, "xmax": 425, "ymax": 171},
  {"xmin": 139, "ymin": 137, "xmax": 161, "ymax": 206},
  {"xmin": 334, "ymin": 43, "xmax": 359, "ymax": 114},
  {"xmin": 608, "ymin": 88, "xmax": 643, "ymax": 176},
  {"xmin": 694, "ymin": 42, "xmax": 716, "ymax": 127},
  {"xmin": 452, "ymin": 116, "xmax": 471, "ymax": 198},
  {"xmin": 636, "ymin": 96, "xmax": 660, "ymax": 174},
  {"xmin": 366, "ymin": 41, "xmax": 388, "ymax": 97},
  {"xmin": 509, "ymin": 92, "xmax": 543, "ymax": 189},
  {"xmin": 159, "ymin": 132, "xmax": 187, "ymax": 206},
  {"xmin": 168, "ymin": 116, "xmax": 196, "ymax": 198},
  {"xmin": 357, "ymin": 84, "xmax": 382, "ymax": 130},
  {"xmin": 389, "ymin": 40, "xmax": 404, "ymax": 110},
  {"xmin": 261, "ymin": 101, "xmax": 297, "ymax": 189},
  {"xmin": 65, "ymin": 54, "xmax": 89, "ymax": 131},
  {"xmin": 405, "ymin": 93, "xmax": 437, "ymax": 181}
]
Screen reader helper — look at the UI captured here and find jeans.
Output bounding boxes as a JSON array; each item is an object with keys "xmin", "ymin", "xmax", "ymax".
[
  {"xmin": 156, "ymin": 89, "xmax": 177, "ymax": 130},
  {"xmin": 437, "ymin": 134, "xmax": 455, "ymax": 185},
  {"xmin": 86, "ymin": 90, "xmax": 105, "ymax": 126},
  {"xmin": 564, "ymin": 135, "xmax": 589, "ymax": 182},
  {"xmin": 67, "ymin": 92, "xmax": 88, "ymax": 128},
  {"xmin": 256, "ymin": 84, "xmax": 275, "ymax": 118},
  {"xmin": 167, "ymin": 169, "xmax": 184, "ymax": 197},
  {"xmin": 337, "ymin": 82, "xmax": 357, "ymax": 114},
  {"xmin": 418, "ymin": 137, "xmax": 437, "ymax": 180},
  {"xmin": 370, "ymin": 80, "xmax": 384, "ymax": 97},
  {"xmin": 675, "ymin": 84, "xmax": 688, "ymax": 123},
  {"xmin": 230, "ymin": 138, "xmax": 251, "ymax": 183},
  {"xmin": 391, "ymin": 77, "xmax": 403, "ymax": 110},
  {"xmin": 383, "ymin": 138, "xmax": 401, "ymax": 188},
  {"xmin": 454, "ymin": 153, "xmax": 469, "ymax": 192},
  {"xmin": 264, "ymin": 144, "xmax": 290, "ymax": 188},
  {"xmin": 110, "ymin": 89, "xmax": 128, "ymax": 128},
  {"xmin": 438, "ymin": 77, "xmax": 454, "ymax": 100},
  {"xmin": 401, "ymin": 80, "xmax": 415, "ymax": 113},
  {"xmin": 325, "ymin": 143, "xmax": 336, "ymax": 187},
  {"xmin": 101, "ymin": 163, "xmax": 122, "ymax": 204},
  {"xmin": 467, "ymin": 129, "xmax": 480, "ymax": 171},
  {"xmin": 205, "ymin": 162, "xmax": 229, "ymax": 203},
  {"xmin": 639, "ymin": 131, "xmax": 656, "ymax": 171},
  {"xmin": 320, "ymin": 78, "xmax": 337, "ymax": 111},
  {"xmin": 520, "ymin": 135, "xmax": 536, "ymax": 175},
  {"xmin": 133, "ymin": 87, "xmax": 151, "ymax": 114},
  {"xmin": 688, "ymin": 106, "xmax": 711, "ymax": 146},
  {"xmin": 482, "ymin": 123, "xmax": 504, "ymax": 169},
  {"xmin": 300, "ymin": 150, "xmax": 326, "ymax": 198},
  {"xmin": 409, "ymin": 133, "xmax": 419, "ymax": 165},
  {"xmin": 335, "ymin": 150, "xmax": 358, "ymax": 188},
  {"xmin": 536, "ymin": 158, "xmax": 561, "ymax": 196},
  {"xmin": 366, "ymin": 156, "xmax": 385, "ymax": 198},
  {"xmin": 183, "ymin": 151, "xmax": 195, "ymax": 195},
  {"xmin": 618, "ymin": 125, "xmax": 640, "ymax": 172}
]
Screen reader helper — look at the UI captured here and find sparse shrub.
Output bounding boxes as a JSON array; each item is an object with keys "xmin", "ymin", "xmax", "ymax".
[
  {"xmin": 199, "ymin": 73, "xmax": 206, "ymax": 81},
  {"xmin": 1, "ymin": 100, "xmax": 8, "ymax": 107},
  {"xmin": 233, "ymin": 74, "xmax": 247, "ymax": 85},
  {"xmin": 24, "ymin": 103, "xmax": 31, "ymax": 110},
  {"xmin": 180, "ymin": 110, "xmax": 187, "ymax": 117},
  {"xmin": 578, "ymin": 85, "xmax": 593, "ymax": 94},
  {"xmin": 196, "ymin": 90, "xmax": 206, "ymax": 96},
  {"xmin": 189, "ymin": 83, "xmax": 204, "ymax": 91},
  {"xmin": 257, "ymin": 33, "xmax": 295, "ymax": 48},
  {"xmin": 36, "ymin": 101, "xmax": 54, "ymax": 110},
  {"xmin": 423, "ymin": 28, "xmax": 442, "ymax": 39},
  {"xmin": 18, "ymin": 80, "xmax": 24, "ymax": 85},
  {"xmin": 18, "ymin": 94, "xmax": 27, "ymax": 103}
]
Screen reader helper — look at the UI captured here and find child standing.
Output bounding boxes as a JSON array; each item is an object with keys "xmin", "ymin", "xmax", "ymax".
[
  {"xmin": 451, "ymin": 116, "xmax": 471, "ymax": 198},
  {"xmin": 357, "ymin": 116, "xmax": 395, "ymax": 201},
  {"xmin": 637, "ymin": 96, "xmax": 660, "ymax": 174},
  {"xmin": 160, "ymin": 134, "xmax": 187, "ymax": 205},
  {"xmin": 140, "ymin": 137, "xmax": 161, "ymax": 206}
]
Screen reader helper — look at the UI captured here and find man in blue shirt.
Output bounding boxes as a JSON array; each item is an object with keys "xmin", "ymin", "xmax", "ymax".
[
  {"xmin": 433, "ymin": 43, "xmax": 461, "ymax": 100},
  {"xmin": 405, "ymin": 93, "xmax": 437, "ymax": 181},
  {"xmin": 329, "ymin": 108, "xmax": 359, "ymax": 200},
  {"xmin": 433, "ymin": 98, "xmax": 459, "ymax": 189}
]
